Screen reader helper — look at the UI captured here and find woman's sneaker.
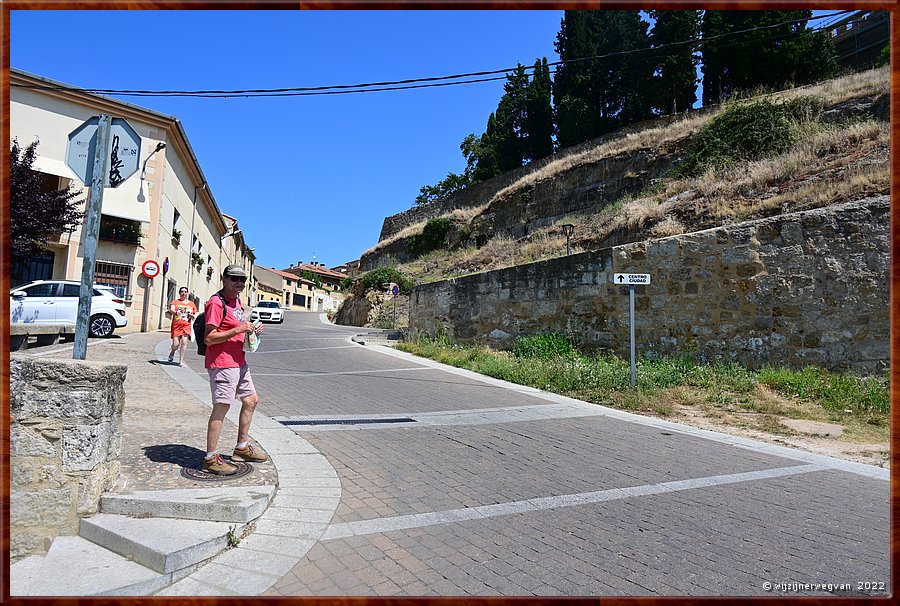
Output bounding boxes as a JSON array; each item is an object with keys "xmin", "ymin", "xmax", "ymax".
[
  {"xmin": 202, "ymin": 453, "xmax": 237, "ymax": 475},
  {"xmin": 232, "ymin": 443, "xmax": 268, "ymax": 462}
]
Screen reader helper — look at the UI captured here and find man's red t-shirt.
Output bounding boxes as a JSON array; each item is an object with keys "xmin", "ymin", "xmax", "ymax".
[{"xmin": 204, "ymin": 293, "xmax": 247, "ymax": 369}]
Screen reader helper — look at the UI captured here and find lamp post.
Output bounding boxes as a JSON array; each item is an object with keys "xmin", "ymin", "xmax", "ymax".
[
  {"xmin": 136, "ymin": 142, "xmax": 165, "ymax": 204},
  {"xmin": 221, "ymin": 229, "xmax": 242, "ymax": 264},
  {"xmin": 562, "ymin": 223, "xmax": 575, "ymax": 256}
]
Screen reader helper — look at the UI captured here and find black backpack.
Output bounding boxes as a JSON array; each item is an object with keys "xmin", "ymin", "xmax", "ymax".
[{"xmin": 195, "ymin": 292, "xmax": 228, "ymax": 356}]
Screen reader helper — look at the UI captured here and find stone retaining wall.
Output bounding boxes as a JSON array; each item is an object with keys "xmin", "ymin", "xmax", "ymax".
[
  {"xmin": 9, "ymin": 355, "xmax": 126, "ymax": 561},
  {"xmin": 410, "ymin": 197, "xmax": 889, "ymax": 375}
]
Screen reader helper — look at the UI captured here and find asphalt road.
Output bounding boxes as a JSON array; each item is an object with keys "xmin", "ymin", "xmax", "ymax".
[{"xmin": 209, "ymin": 312, "xmax": 890, "ymax": 596}]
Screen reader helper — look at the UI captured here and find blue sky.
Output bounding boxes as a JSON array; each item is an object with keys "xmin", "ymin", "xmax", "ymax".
[
  {"xmin": 10, "ymin": 9, "xmax": 840, "ymax": 271},
  {"xmin": 10, "ymin": 10, "xmax": 563, "ymax": 269}
]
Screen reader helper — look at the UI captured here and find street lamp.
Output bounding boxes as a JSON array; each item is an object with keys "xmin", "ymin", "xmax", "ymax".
[
  {"xmin": 562, "ymin": 223, "xmax": 575, "ymax": 256},
  {"xmin": 137, "ymin": 142, "xmax": 165, "ymax": 203}
]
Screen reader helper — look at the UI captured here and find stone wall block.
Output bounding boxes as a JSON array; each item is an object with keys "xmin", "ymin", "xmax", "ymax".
[
  {"xmin": 10, "ymin": 355, "xmax": 126, "ymax": 561},
  {"xmin": 11, "ymin": 424, "xmax": 57, "ymax": 458},
  {"xmin": 409, "ymin": 197, "xmax": 888, "ymax": 374}
]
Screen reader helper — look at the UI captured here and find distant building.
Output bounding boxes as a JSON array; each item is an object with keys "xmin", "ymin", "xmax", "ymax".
[
  {"xmin": 282, "ymin": 261, "xmax": 346, "ymax": 292},
  {"xmin": 255, "ymin": 265, "xmax": 317, "ymax": 310},
  {"xmin": 10, "ymin": 68, "xmax": 254, "ymax": 332},
  {"xmin": 825, "ymin": 10, "xmax": 889, "ymax": 71},
  {"xmin": 331, "ymin": 259, "xmax": 361, "ymax": 276}
]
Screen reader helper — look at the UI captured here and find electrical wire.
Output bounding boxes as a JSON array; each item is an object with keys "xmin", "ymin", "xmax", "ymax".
[{"xmin": 11, "ymin": 10, "xmax": 861, "ymax": 99}]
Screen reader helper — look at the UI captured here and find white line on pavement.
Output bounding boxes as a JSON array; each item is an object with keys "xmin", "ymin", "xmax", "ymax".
[
  {"xmin": 253, "ymin": 366, "xmax": 430, "ymax": 377},
  {"xmin": 321, "ymin": 464, "xmax": 825, "ymax": 540},
  {"xmin": 254, "ymin": 345, "xmax": 358, "ymax": 354}
]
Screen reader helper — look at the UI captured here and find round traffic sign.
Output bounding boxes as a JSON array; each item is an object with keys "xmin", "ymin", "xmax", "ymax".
[
  {"xmin": 163, "ymin": 257, "xmax": 169, "ymax": 273},
  {"xmin": 142, "ymin": 259, "xmax": 160, "ymax": 279},
  {"xmin": 391, "ymin": 284, "xmax": 400, "ymax": 295}
]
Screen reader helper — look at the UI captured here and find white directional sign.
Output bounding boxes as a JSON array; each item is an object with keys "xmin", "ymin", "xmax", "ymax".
[
  {"xmin": 66, "ymin": 116, "xmax": 142, "ymax": 188},
  {"xmin": 614, "ymin": 273, "xmax": 651, "ymax": 285}
]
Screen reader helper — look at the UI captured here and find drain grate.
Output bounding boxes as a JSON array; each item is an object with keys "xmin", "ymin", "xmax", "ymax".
[
  {"xmin": 279, "ymin": 417, "xmax": 416, "ymax": 426},
  {"xmin": 181, "ymin": 461, "xmax": 254, "ymax": 481}
]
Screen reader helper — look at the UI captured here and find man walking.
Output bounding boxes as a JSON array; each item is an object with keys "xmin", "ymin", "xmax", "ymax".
[{"xmin": 201, "ymin": 264, "xmax": 267, "ymax": 475}]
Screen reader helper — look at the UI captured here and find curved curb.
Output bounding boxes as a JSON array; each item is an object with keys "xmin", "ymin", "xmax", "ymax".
[{"xmin": 152, "ymin": 340, "xmax": 341, "ymax": 596}]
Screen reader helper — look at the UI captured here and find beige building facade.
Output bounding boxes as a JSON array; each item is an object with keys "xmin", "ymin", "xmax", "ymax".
[{"xmin": 10, "ymin": 68, "xmax": 254, "ymax": 331}]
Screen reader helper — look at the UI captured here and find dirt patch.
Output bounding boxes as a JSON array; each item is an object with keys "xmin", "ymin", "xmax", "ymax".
[{"xmin": 671, "ymin": 402, "xmax": 889, "ymax": 470}]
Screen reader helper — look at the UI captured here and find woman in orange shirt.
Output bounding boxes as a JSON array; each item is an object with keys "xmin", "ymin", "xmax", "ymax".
[{"xmin": 168, "ymin": 286, "xmax": 197, "ymax": 367}]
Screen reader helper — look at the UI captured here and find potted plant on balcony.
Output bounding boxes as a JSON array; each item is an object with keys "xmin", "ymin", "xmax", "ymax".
[
  {"xmin": 191, "ymin": 251, "xmax": 204, "ymax": 268},
  {"xmin": 171, "ymin": 228, "xmax": 182, "ymax": 246},
  {"xmin": 206, "ymin": 265, "xmax": 214, "ymax": 280}
]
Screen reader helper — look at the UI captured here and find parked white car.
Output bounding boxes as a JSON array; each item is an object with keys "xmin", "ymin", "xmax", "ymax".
[
  {"xmin": 249, "ymin": 300, "xmax": 284, "ymax": 324},
  {"xmin": 10, "ymin": 280, "xmax": 128, "ymax": 338}
]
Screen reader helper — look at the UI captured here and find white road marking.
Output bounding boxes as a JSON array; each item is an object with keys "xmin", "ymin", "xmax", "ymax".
[{"xmin": 321, "ymin": 464, "xmax": 825, "ymax": 540}]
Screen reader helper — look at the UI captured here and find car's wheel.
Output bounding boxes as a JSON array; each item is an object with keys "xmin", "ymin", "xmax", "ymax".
[{"xmin": 89, "ymin": 314, "xmax": 116, "ymax": 338}]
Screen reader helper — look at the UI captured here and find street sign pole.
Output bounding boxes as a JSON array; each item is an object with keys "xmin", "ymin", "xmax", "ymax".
[
  {"xmin": 629, "ymin": 285, "xmax": 636, "ymax": 388},
  {"xmin": 613, "ymin": 274, "xmax": 650, "ymax": 388},
  {"xmin": 73, "ymin": 114, "xmax": 111, "ymax": 360}
]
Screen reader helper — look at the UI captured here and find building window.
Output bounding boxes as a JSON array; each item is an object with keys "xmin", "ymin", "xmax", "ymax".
[
  {"xmin": 98, "ymin": 215, "xmax": 142, "ymax": 245},
  {"xmin": 94, "ymin": 260, "xmax": 133, "ymax": 298},
  {"xmin": 173, "ymin": 209, "xmax": 180, "ymax": 230}
]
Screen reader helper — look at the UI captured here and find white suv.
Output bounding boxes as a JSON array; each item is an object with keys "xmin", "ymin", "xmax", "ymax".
[
  {"xmin": 249, "ymin": 300, "xmax": 284, "ymax": 324},
  {"xmin": 10, "ymin": 280, "xmax": 128, "ymax": 337}
]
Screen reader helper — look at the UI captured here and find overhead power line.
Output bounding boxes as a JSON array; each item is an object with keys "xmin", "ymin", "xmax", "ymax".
[{"xmin": 12, "ymin": 10, "xmax": 856, "ymax": 99}]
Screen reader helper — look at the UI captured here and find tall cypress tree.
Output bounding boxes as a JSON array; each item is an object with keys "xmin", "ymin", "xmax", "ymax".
[
  {"xmin": 553, "ymin": 10, "xmax": 654, "ymax": 150},
  {"xmin": 649, "ymin": 10, "xmax": 701, "ymax": 114},
  {"xmin": 701, "ymin": 10, "xmax": 838, "ymax": 106},
  {"xmin": 525, "ymin": 58, "xmax": 554, "ymax": 161}
]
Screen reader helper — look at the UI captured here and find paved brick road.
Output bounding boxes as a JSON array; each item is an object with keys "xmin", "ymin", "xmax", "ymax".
[{"xmin": 212, "ymin": 313, "xmax": 887, "ymax": 597}]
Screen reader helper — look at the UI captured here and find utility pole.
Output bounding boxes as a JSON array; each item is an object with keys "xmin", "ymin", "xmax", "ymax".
[{"xmin": 73, "ymin": 115, "xmax": 111, "ymax": 360}]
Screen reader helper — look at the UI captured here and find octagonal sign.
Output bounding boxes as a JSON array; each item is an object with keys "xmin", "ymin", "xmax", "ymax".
[{"xmin": 66, "ymin": 116, "xmax": 142, "ymax": 188}]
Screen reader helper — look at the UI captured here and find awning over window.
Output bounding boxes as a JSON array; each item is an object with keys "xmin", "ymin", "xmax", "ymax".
[{"xmin": 31, "ymin": 154, "xmax": 151, "ymax": 224}]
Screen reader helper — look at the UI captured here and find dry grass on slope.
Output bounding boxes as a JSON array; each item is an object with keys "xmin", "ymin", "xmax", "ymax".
[{"xmin": 397, "ymin": 117, "xmax": 889, "ymax": 285}]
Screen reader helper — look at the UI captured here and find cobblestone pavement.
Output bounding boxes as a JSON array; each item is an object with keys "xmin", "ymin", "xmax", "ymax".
[
  {"xmin": 26, "ymin": 314, "xmax": 891, "ymax": 596},
  {"xmin": 253, "ymin": 315, "xmax": 888, "ymax": 597},
  {"xmin": 35, "ymin": 329, "xmax": 276, "ymax": 491}
]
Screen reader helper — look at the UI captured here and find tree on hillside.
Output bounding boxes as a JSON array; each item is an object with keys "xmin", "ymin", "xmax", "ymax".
[
  {"xmin": 10, "ymin": 138, "xmax": 83, "ymax": 266},
  {"xmin": 648, "ymin": 10, "xmax": 701, "ymax": 114},
  {"xmin": 701, "ymin": 10, "xmax": 838, "ymax": 106},
  {"xmin": 553, "ymin": 10, "xmax": 655, "ymax": 149},
  {"xmin": 525, "ymin": 58, "xmax": 554, "ymax": 161}
]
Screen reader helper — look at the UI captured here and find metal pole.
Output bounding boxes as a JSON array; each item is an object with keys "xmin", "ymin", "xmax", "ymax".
[
  {"xmin": 157, "ymin": 268, "xmax": 167, "ymax": 329},
  {"xmin": 392, "ymin": 294, "xmax": 397, "ymax": 329},
  {"xmin": 629, "ymin": 285, "xmax": 636, "ymax": 388},
  {"xmin": 141, "ymin": 278, "xmax": 152, "ymax": 332},
  {"xmin": 566, "ymin": 236, "xmax": 571, "ymax": 256},
  {"xmin": 73, "ymin": 114, "xmax": 111, "ymax": 360}
]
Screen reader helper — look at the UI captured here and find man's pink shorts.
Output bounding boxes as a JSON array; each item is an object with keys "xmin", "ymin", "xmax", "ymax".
[{"xmin": 207, "ymin": 366, "xmax": 256, "ymax": 404}]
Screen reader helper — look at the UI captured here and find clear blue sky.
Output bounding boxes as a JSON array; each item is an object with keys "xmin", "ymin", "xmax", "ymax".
[
  {"xmin": 10, "ymin": 10, "xmax": 563, "ymax": 270},
  {"xmin": 10, "ymin": 9, "xmax": 839, "ymax": 271}
]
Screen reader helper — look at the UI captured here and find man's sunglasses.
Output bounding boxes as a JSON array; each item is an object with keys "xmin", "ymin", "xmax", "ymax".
[{"xmin": 227, "ymin": 276, "xmax": 247, "ymax": 283}]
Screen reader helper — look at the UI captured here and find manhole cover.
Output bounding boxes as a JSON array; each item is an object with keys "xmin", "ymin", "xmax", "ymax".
[{"xmin": 181, "ymin": 461, "xmax": 254, "ymax": 481}]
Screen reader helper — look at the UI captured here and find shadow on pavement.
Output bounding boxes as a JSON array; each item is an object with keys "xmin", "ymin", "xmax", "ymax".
[{"xmin": 143, "ymin": 444, "xmax": 207, "ymax": 470}]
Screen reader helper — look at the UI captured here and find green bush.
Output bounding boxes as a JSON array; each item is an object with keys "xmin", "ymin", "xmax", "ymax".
[
  {"xmin": 678, "ymin": 100, "xmax": 797, "ymax": 176},
  {"xmin": 513, "ymin": 333, "xmax": 576, "ymax": 359},
  {"xmin": 360, "ymin": 266, "xmax": 414, "ymax": 294},
  {"xmin": 407, "ymin": 217, "xmax": 453, "ymax": 257}
]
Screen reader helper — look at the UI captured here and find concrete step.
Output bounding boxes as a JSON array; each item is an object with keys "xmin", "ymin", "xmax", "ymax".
[
  {"xmin": 10, "ymin": 536, "xmax": 169, "ymax": 596},
  {"xmin": 9, "ymin": 554, "xmax": 46, "ymax": 596},
  {"xmin": 80, "ymin": 513, "xmax": 247, "ymax": 574},
  {"xmin": 101, "ymin": 485, "xmax": 276, "ymax": 523}
]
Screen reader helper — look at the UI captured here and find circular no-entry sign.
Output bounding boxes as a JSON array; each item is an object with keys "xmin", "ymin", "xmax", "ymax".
[{"xmin": 142, "ymin": 259, "xmax": 160, "ymax": 279}]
